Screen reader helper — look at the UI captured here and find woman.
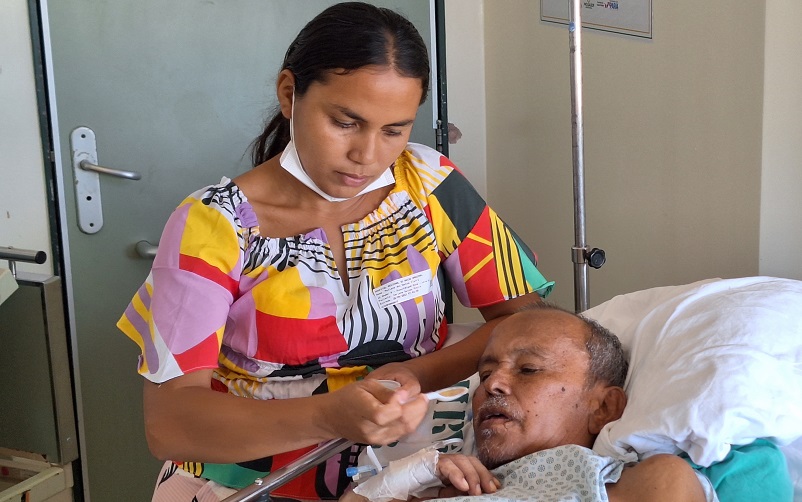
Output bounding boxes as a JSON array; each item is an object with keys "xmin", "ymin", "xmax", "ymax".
[{"xmin": 118, "ymin": 2, "xmax": 553, "ymax": 500}]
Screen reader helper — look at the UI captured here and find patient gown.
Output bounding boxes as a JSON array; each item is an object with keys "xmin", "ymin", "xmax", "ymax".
[
  {"xmin": 426, "ymin": 445, "xmax": 719, "ymax": 502},
  {"xmin": 428, "ymin": 445, "xmax": 624, "ymax": 502}
]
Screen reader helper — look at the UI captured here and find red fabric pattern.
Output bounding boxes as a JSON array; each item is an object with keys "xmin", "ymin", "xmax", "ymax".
[
  {"xmin": 173, "ymin": 331, "xmax": 221, "ymax": 373},
  {"xmin": 254, "ymin": 312, "xmax": 347, "ymax": 366},
  {"xmin": 179, "ymin": 253, "xmax": 238, "ymax": 295}
]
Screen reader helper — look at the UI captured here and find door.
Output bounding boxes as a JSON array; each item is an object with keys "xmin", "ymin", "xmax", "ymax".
[{"xmin": 43, "ymin": 2, "xmax": 441, "ymax": 500}]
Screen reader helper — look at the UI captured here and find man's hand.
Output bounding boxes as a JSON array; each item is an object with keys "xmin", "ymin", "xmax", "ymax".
[{"xmin": 436, "ymin": 454, "xmax": 500, "ymax": 496}]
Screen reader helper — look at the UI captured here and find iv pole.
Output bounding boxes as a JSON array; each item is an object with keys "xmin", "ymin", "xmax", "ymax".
[{"xmin": 569, "ymin": 0, "xmax": 605, "ymax": 313}]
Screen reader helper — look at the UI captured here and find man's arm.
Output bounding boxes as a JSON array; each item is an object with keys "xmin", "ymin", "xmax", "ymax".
[
  {"xmin": 606, "ymin": 454, "xmax": 709, "ymax": 502},
  {"xmin": 339, "ymin": 453, "xmax": 500, "ymax": 501}
]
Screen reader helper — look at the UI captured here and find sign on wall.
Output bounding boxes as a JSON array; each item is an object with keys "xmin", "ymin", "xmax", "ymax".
[{"xmin": 541, "ymin": 0, "xmax": 653, "ymax": 39}]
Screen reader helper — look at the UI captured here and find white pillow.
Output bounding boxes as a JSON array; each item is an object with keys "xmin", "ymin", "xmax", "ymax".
[{"xmin": 585, "ymin": 276, "xmax": 802, "ymax": 467}]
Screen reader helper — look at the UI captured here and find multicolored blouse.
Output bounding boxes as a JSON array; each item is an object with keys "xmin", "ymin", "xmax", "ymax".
[{"xmin": 118, "ymin": 143, "xmax": 553, "ymax": 499}]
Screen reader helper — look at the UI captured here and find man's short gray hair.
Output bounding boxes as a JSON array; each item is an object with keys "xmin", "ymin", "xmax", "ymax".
[{"xmin": 517, "ymin": 302, "xmax": 628, "ymax": 389}]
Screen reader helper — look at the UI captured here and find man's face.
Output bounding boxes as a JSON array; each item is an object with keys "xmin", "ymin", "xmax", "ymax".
[{"xmin": 472, "ymin": 309, "xmax": 598, "ymax": 469}]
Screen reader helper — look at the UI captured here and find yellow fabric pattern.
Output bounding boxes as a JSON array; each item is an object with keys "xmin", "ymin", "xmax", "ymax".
[
  {"xmin": 490, "ymin": 208, "xmax": 529, "ymax": 297},
  {"xmin": 119, "ymin": 282, "xmax": 153, "ymax": 374},
  {"xmin": 425, "ymin": 194, "xmax": 460, "ymax": 257},
  {"xmin": 251, "ymin": 266, "xmax": 310, "ymax": 318},
  {"xmin": 180, "ymin": 198, "xmax": 240, "ymax": 274},
  {"xmin": 325, "ymin": 366, "xmax": 369, "ymax": 391}
]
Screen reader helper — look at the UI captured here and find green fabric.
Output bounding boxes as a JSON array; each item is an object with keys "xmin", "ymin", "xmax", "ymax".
[
  {"xmin": 200, "ymin": 462, "xmax": 267, "ymax": 490},
  {"xmin": 681, "ymin": 439, "xmax": 793, "ymax": 502}
]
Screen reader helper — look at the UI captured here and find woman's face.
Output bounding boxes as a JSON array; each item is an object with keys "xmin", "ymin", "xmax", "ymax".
[{"xmin": 286, "ymin": 66, "xmax": 423, "ymax": 199}]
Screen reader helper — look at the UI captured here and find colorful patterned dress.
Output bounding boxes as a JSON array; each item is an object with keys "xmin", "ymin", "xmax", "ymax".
[{"xmin": 118, "ymin": 143, "xmax": 553, "ymax": 500}]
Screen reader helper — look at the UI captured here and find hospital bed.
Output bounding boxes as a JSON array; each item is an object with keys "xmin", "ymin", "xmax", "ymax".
[{"xmin": 222, "ymin": 276, "xmax": 802, "ymax": 501}]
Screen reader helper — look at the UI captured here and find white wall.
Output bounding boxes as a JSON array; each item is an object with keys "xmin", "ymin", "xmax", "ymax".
[
  {"xmin": 0, "ymin": 0, "xmax": 52, "ymax": 275},
  {"xmin": 444, "ymin": 0, "xmax": 487, "ymax": 197},
  {"xmin": 445, "ymin": 0, "xmax": 487, "ymax": 322},
  {"xmin": 760, "ymin": 0, "xmax": 802, "ymax": 281},
  {"xmin": 3, "ymin": 1, "xmax": 801, "ymax": 300},
  {"xmin": 483, "ymin": 1, "xmax": 768, "ymax": 309}
]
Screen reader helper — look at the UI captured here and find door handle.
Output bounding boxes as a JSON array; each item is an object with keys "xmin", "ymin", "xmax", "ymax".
[
  {"xmin": 70, "ymin": 126, "xmax": 143, "ymax": 234},
  {"xmin": 80, "ymin": 160, "xmax": 142, "ymax": 180},
  {"xmin": 135, "ymin": 240, "xmax": 158, "ymax": 259}
]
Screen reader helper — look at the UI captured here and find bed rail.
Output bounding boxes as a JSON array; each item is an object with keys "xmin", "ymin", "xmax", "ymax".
[{"xmin": 221, "ymin": 438, "xmax": 355, "ymax": 502}]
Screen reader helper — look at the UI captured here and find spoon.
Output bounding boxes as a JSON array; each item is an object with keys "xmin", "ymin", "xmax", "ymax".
[
  {"xmin": 423, "ymin": 386, "xmax": 470, "ymax": 402},
  {"xmin": 377, "ymin": 380, "xmax": 470, "ymax": 402}
]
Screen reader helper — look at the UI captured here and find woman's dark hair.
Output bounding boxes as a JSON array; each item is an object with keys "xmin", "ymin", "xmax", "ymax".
[{"xmin": 250, "ymin": 2, "xmax": 430, "ymax": 166}]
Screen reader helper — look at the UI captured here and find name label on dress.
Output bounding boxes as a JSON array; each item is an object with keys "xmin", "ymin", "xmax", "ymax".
[{"xmin": 374, "ymin": 270, "xmax": 432, "ymax": 309}]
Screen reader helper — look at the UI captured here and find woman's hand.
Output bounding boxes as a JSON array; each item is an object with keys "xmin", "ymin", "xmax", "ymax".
[
  {"xmin": 365, "ymin": 362, "xmax": 422, "ymax": 396},
  {"xmin": 322, "ymin": 379, "xmax": 428, "ymax": 446},
  {"xmin": 436, "ymin": 454, "xmax": 500, "ymax": 496}
]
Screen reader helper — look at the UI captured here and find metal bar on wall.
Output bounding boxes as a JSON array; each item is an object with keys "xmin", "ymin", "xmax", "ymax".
[{"xmin": 0, "ymin": 246, "xmax": 78, "ymax": 465}]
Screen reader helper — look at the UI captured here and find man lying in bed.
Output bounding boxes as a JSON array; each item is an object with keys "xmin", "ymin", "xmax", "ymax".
[{"xmin": 343, "ymin": 305, "xmax": 718, "ymax": 501}]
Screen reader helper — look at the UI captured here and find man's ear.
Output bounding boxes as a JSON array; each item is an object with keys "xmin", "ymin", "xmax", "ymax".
[
  {"xmin": 276, "ymin": 69, "xmax": 296, "ymax": 120},
  {"xmin": 588, "ymin": 386, "xmax": 627, "ymax": 435}
]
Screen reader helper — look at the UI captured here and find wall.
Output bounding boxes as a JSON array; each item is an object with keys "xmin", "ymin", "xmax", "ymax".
[
  {"xmin": 6, "ymin": 1, "xmax": 798, "ymax": 312},
  {"xmin": 760, "ymin": 0, "xmax": 802, "ymax": 281},
  {"xmin": 445, "ymin": 0, "xmax": 487, "ymax": 322},
  {"xmin": 0, "ymin": 0, "xmax": 52, "ymax": 275},
  {"xmin": 484, "ymin": 1, "xmax": 767, "ymax": 309},
  {"xmin": 444, "ymin": 0, "xmax": 487, "ymax": 197}
]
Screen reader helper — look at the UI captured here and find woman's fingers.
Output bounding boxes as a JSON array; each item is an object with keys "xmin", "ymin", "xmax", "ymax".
[
  {"xmin": 395, "ymin": 392, "xmax": 428, "ymax": 433},
  {"xmin": 324, "ymin": 380, "xmax": 427, "ymax": 445},
  {"xmin": 364, "ymin": 362, "xmax": 422, "ymax": 396}
]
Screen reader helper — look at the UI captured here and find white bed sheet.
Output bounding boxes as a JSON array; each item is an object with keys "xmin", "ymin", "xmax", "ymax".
[
  {"xmin": 782, "ymin": 437, "xmax": 802, "ymax": 501},
  {"xmin": 584, "ymin": 276, "xmax": 802, "ymax": 499}
]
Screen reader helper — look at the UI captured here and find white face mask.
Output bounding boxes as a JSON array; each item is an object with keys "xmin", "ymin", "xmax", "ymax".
[{"xmin": 279, "ymin": 92, "xmax": 395, "ymax": 202}]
